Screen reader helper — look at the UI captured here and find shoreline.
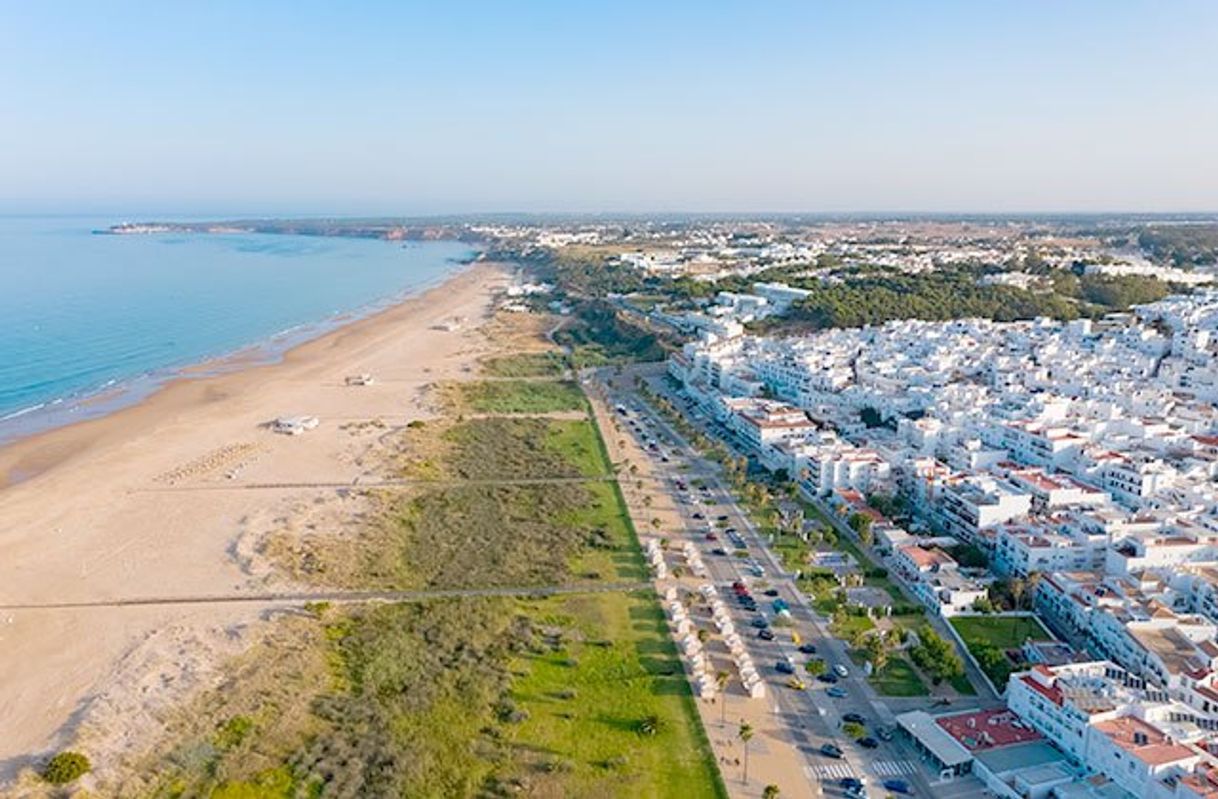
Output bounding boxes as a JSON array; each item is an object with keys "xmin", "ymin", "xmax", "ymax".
[
  {"xmin": 0, "ymin": 249, "xmax": 474, "ymax": 456},
  {"xmin": 0, "ymin": 261, "xmax": 485, "ymax": 488},
  {"xmin": 0, "ymin": 260, "xmax": 509, "ymax": 777}
]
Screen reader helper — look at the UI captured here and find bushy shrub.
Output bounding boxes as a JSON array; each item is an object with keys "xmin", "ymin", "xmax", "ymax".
[{"xmin": 42, "ymin": 751, "xmax": 91, "ymax": 785}]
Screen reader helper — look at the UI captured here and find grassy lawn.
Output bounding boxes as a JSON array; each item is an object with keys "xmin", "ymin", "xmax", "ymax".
[
  {"xmin": 565, "ymin": 480, "xmax": 648, "ymax": 583},
  {"xmin": 507, "ymin": 591, "xmax": 727, "ymax": 798},
  {"xmin": 456, "ymin": 379, "xmax": 589, "ymax": 414},
  {"xmin": 830, "ymin": 613, "xmax": 875, "ymax": 640},
  {"xmin": 442, "ymin": 417, "xmax": 610, "ymax": 479},
  {"xmin": 950, "ymin": 615, "xmax": 1051, "ymax": 649},
  {"xmin": 950, "ymin": 615, "xmax": 1051, "ymax": 687},
  {"xmin": 870, "ymin": 657, "xmax": 929, "ymax": 697},
  {"xmin": 480, "ymin": 351, "xmax": 568, "ymax": 377}
]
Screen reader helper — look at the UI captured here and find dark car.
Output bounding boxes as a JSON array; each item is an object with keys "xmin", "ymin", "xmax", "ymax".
[
  {"xmin": 717, "ymin": 515, "xmax": 730, "ymax": 522},
  {"xmin": 858, "ymin": 736, "xmax": 879, "ymax": 749},
  {"xmin": 842, "ymin": 712, "xmax": 865, "ymax": 725},
  {"xmin": 763, "ymin": 588, "xmax": 779, "ymax": 597},
  {"xmin": 840, "ymin": 777, "xmax": 863, "ymax": 791},
  {"xmin": 757, "ymin": 629, "xmax": 775, "ymax": 641},
  {"xmin": 775, "ymin": 660, "xmax": 795, "ymax": 675},
  {"xmin": 705, "ymin": 531, "xmax": 718, "ymax": 541},
  {"xmin": 798, "ymin": 642, "xmax": 817, "ymax": 654},
  {"xmin": 817, "ymin": 673, "xmax": 838, "ymax": 684},
  {"xmin": 883, "ymin": 779, "xmax": 911, "ymax": 795},
  {"xmin": 712, "ymin": 547, "xmax": 728, "ymax": 556},
  {"xmin": 691, "ymin": 512, "xmax": 704, "ymax": 520},
  {"xmin": 877, "ymin": 726, "xmax": 894, "ymax": 741},
  {"xmin": 750, "ymin": 617, "xmax": 769, "ymax": 629},
  {"xmin": 819, "ymin": 743, "xmax": 843, "ymax": 759}
]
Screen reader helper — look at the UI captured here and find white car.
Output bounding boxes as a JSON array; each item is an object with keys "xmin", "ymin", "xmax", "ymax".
[{"xmin": 834, "ymin": 664, "xmax": 849, "ymax": 678}]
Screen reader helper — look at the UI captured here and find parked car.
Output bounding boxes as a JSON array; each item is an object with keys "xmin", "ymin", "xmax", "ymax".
[
  {"xmin": 817, "ymin": 673, "xmax": 838, "ymax": 684},
  {"xmin": 691, "ymin": 512, "xmax": 704, "ymax": 520},
  {"xmin": 798, "ymin": 642, "xmax": 818, "ymax": 655},
  {"xmin": 785, "ymin": 677, "xmax": 806, "ymax": 691},
  {"xmin": 775, "ymin": 659, "xmax": 795, "ymax": 675},
  {"xmin": 705, "ymin": 531, "xmax": 718, "ymax": 541},
  {"xmin": 858, "ymin": 736, "xmax": 879, "ymax": 749},
  {"xmin": 842, "ymin": 712, "xmax": 865, "ymax": 724},
  {"xmin": 819, "ymin": 743, "xmax": 843, "ymax": 759},
  {"xmin": 877, "ymin": 726, "xmax": 894, "ymax": 741},
  {"xmin": 840, "ymin": 777, "xmax": 864, "ymax": 793},
  {"xmin": 750, "ymin": 616, "xmax": 769, "ymax": 629},
  {"xmin": 826, "ymin": 686, "xmax": 847, "ymax": 698},
  {"xmin": 711, "ymin": 547, "xmax": 728, "ymax": 556},
  {"xmin": 882, "ymin": 778, "xmax": 911, "ymax": 795},
  {"xmin": 757, "ymin": 629, "xmax": 775, "ymax": 641},
  {"xmin": 834, "ymin": 664, "xmax": 849, "ymax": 678},
  {"xmin": 763, "ymin": 588, "xmax": 779, "ymax": 597}
]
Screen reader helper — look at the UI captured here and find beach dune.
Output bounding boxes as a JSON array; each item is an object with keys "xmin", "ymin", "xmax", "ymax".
[{"xmin": 0, "ymin": 264, "xmax": 505, "ymax": 780}]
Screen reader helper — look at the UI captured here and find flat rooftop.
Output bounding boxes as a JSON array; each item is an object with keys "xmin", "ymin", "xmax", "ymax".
[{"xmin": 936, "ymin": 708, "xmax": 1044, "ymax": 751}]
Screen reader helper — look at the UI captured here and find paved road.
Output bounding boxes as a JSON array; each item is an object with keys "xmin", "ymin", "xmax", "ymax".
[
  {"xmin": 0, "ymin": 580, "xmax": 654, "ymax": 611},
  {"xmin": 596, "ymin": 368, "xmax": 974, "ymax": 798}
]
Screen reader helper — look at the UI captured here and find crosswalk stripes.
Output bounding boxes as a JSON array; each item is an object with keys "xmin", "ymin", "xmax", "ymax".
[
  {"xmin": 810, "ymin": 762, "xmax": 856, "ymax": 780},
  {"xmin": 870, "ymin": 759, "xmax": 916, "ymax": 777}
]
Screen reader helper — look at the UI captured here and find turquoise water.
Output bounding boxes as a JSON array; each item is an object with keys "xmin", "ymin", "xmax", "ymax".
[{"xmin": 0, "ymin": 216, "xmax": 475, "ymax": 439}]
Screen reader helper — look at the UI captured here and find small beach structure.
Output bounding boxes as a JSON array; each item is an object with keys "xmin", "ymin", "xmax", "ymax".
[
  {"xmin": 344, "ymin": 373, "xmax": 374, "ymax": 386},
  {"xmin": 269, "ymin": 415, "xmax": 320, "ymax": 436}
]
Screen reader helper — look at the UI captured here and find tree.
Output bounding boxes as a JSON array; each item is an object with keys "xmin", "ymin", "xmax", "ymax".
[
  {"xmin": 972, "ymin": 596, "xmax": 996, "ymax": 614},
  {"xmin": 864, "ymin": 632, "xmax": 890, "ymax": 673},
  {"xmin": 848, "ymin": 512, "xmax": 874, "ymax": 547},
  {"xmin": 716, "ymin": 670, "xmax": 730, "ymax": 724},
  {"xmin": 1009, "ymin": 577, "xmax": 1028, "ymax": 611},
  {"xmin": 763, "ymin": 785, "xmax": 781, "ymax": 799},
  {"xmin": 738, "ymin": 722, "xmax": 755, "ymax": 784},
  {"xmin": 804, "ymin": 658, "xmax": 827, "ymax": 677},
  {"xmin": 910, "ymin": 625, "xmax": 965, "ymax": 682},
  {"xmin": 842, "ymin": 721, "xmax": 866, "ymax": 740},
  {"xmin": 42, "ymin": 751, "xmax": 91, "ymax": 785}
]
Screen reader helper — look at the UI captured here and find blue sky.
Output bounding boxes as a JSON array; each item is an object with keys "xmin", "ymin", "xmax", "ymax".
[{"xmin": 2, "ymin": 1, "xmax": 1216, "ymax": 215}]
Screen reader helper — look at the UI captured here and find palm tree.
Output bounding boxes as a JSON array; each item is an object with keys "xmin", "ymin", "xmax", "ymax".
[
  {"xmin": 716, "ymin": 670, "xmax": 730, "ymax": 724},
  {"xmin": 763, "ymin": 786, "xmax": 781, "ymax": 799},
  {"xmin": 738, "ymin": 722, "xmax": 755, "ymax": 783}
]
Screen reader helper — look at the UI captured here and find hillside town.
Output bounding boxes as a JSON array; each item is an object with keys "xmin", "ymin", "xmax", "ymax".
[{"xmin": 657, "ymin": 282, "xmax": 1218, "ymax": 798}]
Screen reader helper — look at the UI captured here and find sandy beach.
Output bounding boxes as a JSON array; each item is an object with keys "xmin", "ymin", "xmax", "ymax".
[{"xmin": 0, "ymin": 263, "xmax": 507, "ymax": 782}]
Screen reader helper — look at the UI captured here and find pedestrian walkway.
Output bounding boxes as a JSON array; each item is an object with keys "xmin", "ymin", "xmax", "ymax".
[
  {"xmin": 808, "ymin": 762, "xmax": 857, "ymax": 781},
  {"xmin": 870, "ymin": 759, "xmax": 917, "ymax": 777}
]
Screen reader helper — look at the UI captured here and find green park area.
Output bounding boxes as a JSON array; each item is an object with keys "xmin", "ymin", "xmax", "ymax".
[
  {"xmin": 137, "ymin": 378, "xmax": 723, "ymax": 798},
  {"xmin": 950, "ymin": 615, "xmax": 1052, "ymax": 687},
  {"xmin": 454, "ymin": 379, "xmax": 589, "ymax": 414}
]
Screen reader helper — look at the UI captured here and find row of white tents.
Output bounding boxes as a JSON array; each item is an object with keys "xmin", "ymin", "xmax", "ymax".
[
  {"xmin": 706, "ymin": 583, "xmax": 767, "ymax": 699},
  {"xmin": 644, "ymin": 538, "xmax": 668, "ymax": 580},
  {"xmin": 681, "ymin": 541, "xmax": 709, "ymax": 579}
]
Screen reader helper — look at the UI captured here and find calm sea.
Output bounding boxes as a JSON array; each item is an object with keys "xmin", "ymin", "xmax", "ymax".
[{"xmin": 0, "ymin": 216, "xmax": 476, "ymax": 442}]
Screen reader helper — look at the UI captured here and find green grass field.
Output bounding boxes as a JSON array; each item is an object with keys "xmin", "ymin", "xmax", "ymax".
[
  {"xmin": 950, "ymin": 615, "xmax": 1051, "ymax": 687},
  {"xmin": 506, "ymin": 591, "xmax": 727, "ymax": 798},
  {"xmin": 457, "ymin": 379, "xmax": 589, "ymax": 414},
  {"xmin": 480, "ymin": 351, "xmax": 568, "ymax": 377},
  {"xmin": 950, "ymin": 615, "xmax": 1051, "ymax": 648},
  {"xmin": 869, "ymin": 657, "xmax": 929, "ymax": 697}
]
